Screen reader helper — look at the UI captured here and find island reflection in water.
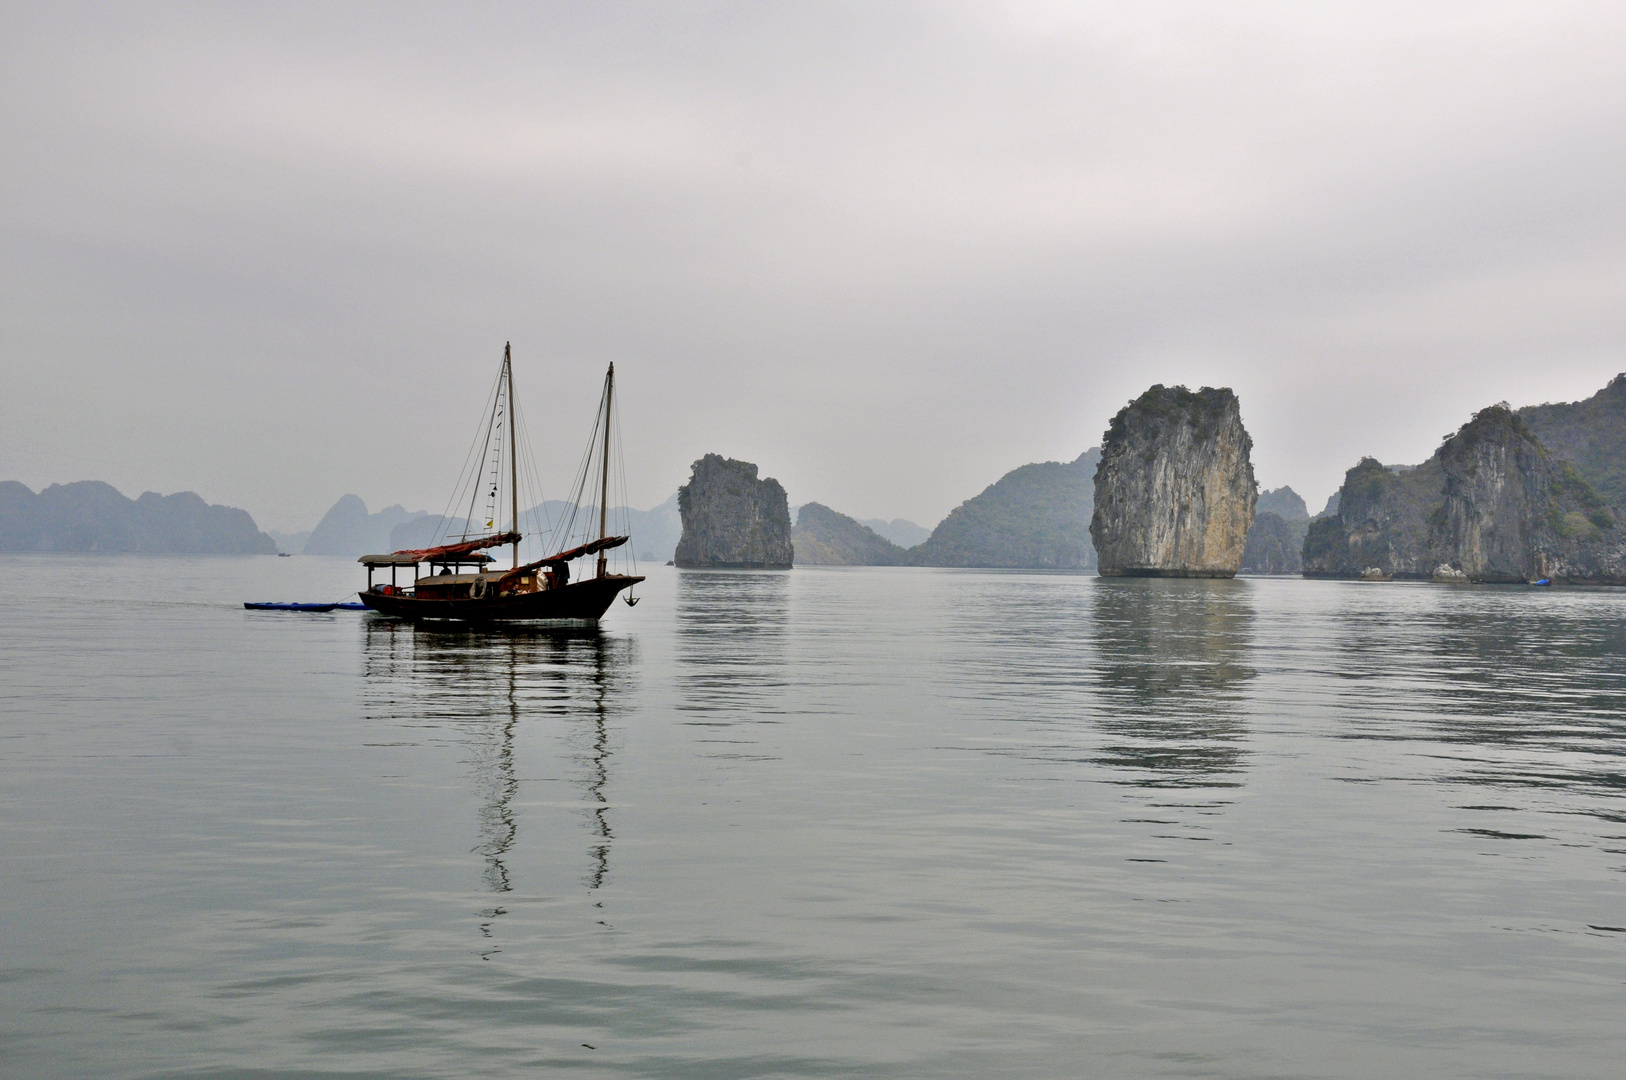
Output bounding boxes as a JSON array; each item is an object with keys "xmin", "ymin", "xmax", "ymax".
[
  {"xmin": 1315, "ymin": 585, "xmax": 1626, "ymax": 821},
  {"xmin": 674, "ymin": 570, "xmax": 793, "ymax": 761},
  {"xmin": 7, "ymin": 557, "xmax": 1626, "ymax": 1077},
  {"xmin": 1089, "ymin": 577, "xmax": 1255, "ymax": 789},
  {"xmin": 360, "ymin": 621, "xmax": 635, "ymax": 907}
]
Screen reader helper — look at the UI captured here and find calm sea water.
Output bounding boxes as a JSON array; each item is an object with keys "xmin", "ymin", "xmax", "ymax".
[{"xmin": 2, "ymin": 556, "xmax": 1624, "ymax": 1078}]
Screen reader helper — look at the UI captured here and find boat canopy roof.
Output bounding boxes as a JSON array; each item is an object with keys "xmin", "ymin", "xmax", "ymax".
[
  {"xmin": 358, "ymin": 552, "xmax": 495, "ymax": 567},
  {"xmin": 357, "ymin": 531, "xmax": 519, "ymax": 567},
  {"xmin": 358, "ymin": 534, "xmax": 628, "ymax": 570}
]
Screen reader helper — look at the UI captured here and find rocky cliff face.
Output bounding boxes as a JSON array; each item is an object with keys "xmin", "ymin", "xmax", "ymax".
[
  {"xmin": 792, "ymin": 503, "xmax": 905, "ymax": 565},
  {"xmin": 907, "ymin": 449, "xmax": 1099, "ymax": 569},
  {"xmin": 1302, "ymin": 458, "xmax": 1444, "ymax": 578},
  {"xmin": 1303, "ymin": 405, "xmax": 1625, "ymax": 583},
  {"xmin": 673, "ymin": 454, "xmax": 793, "ymax": 568},
  {"xmin": 1091, "ymin": 386, "xmax": 1256, "ymax": 578},
  {"xmin": 1438, "ymin": 406, "xmax": 1621, "ymax": 582}
]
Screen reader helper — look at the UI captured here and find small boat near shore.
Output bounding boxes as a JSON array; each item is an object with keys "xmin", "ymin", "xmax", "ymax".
[{"xmin": 357, "ymin": 344, "xmax": 643, "ymax": 624}]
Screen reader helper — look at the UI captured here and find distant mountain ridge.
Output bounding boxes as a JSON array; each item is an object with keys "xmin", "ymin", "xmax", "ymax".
[
  {"xmin": 1242, "ymin": 486, "xmax": 1310, "ymax": 573},
  {"xmin": 0, "ymin": 481, "xmax": 275, "ymax": 554},
  {"xmin": 860, "ymin": 517, "xmax": 930, "ymax": 548},
  {"xmin": 302, "ymin": 496, "xmax": 426, "ymax": 557},
  {"xmin": 787, "ymin": 506, "xmax": 928, "ymax": 553},
  {"xmin": 1256, "ymin": 486, "xmax": 1308, "ymax": 521},
  {"xmin": 793, "ymin": 504, "xmax": 906, "ymax": 565},
  {"xmin": 517, "ymin": 493, "xmax": 682, "ymax": 563},
  {"xmin": 784, "ymin": 450, "xmax": 1105, "ymax": 569},
  {"xmin": 907, "ymin": 449, "xmax": 1101, "ymax": 569},
  {"xmin": 295, "ymin": 492, "xmax": 683, "ymax": 562},
  {"xmin": 384, "ymin": 493, "xmax": 683, "ymax": 563}
]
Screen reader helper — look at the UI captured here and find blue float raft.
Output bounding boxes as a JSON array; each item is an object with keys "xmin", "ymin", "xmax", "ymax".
[{"xmin": 244, "ymin": 602, "xmax": 339, "ymax": 611}]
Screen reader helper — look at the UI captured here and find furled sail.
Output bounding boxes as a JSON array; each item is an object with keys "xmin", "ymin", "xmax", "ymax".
[{"xmin": 495, "ymin": 536, "xmax": 629, "ymax": 587}]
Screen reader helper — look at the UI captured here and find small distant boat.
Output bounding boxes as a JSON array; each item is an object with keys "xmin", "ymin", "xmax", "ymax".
[
  {"xmin": 244, "ymin": 602, "xmax": 338, "ymax": 612},
  {"xmin": 1532, "ymin": 578, "xmax": 1552, "ymax": 586},
  {"xmin": 278, "ymin": 552, "xmax": 292, "ymax": 558},
  {"xmin": 357, "ymin": 343, "xmax": 643, "ymax": 623}
]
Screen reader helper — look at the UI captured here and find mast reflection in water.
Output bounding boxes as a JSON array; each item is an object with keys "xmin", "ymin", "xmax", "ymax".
[{"xmin": 360, "ymin": 621, "xmax": 633, "ymax": 923}]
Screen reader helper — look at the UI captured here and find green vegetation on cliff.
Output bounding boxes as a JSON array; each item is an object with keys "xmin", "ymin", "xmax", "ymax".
[
  {"xmin": 1301, "ymin": 458, "xmax": 1444, "ymax": 578},
  {"xmin": 1519, "ymin": 374, "xmax": 1626, "ymax": 507}
]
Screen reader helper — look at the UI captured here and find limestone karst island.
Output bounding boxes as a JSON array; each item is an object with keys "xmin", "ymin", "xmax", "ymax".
[
  {"xmin": 652, "ymin": 372, "xmax": 1626, "ymax": 587},
  {"xmin": 7, "ymin": 374, "xmax": 1626, "ymax": 589},
  {"xmin": 1090, "ymin": 385, "xmax": 1256, "ymax": 578}
]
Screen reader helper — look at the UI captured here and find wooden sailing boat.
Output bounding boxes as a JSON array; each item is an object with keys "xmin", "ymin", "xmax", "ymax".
[{"xmin": 357, "ymin": 345, "xmax": 643, "ymax": 622}]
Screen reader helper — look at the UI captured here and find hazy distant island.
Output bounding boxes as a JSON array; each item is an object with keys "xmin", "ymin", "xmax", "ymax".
[
  {"xmin": 40, "ymin": 372, "xmax": 1623, "ymax": 587},
  {"xmin": 1305, "ymin": 376, "xmax": 1626, "ymax": 584},
  {"xmin": 792, "ymin": 503, "xmax": 906, "ymax": 565},
  {"xmin": 691, "ymin": 450, "xmax": 1104, "ymax": 570},
  {"xmin": 906, "ymin": 450, "xmax": 1100, "ymax": 569},
  {"xmin": 1241, "ymin": 487, "xmax": 1310, "ymax": 575},
  {"xmin": 304, "ymin": 495, "xmax": 427, "ymax": 557},
  {"xmin": 860, "ymin": 517, "xmax": 930, "ymax": 549},
  {"xmin": 1091, "ymin": 385, "xmax": 1256, "ymax": 578},
  {"xmin": 0, "ymin": 481, "xmax": 275, "ymax": 554},
  {"xmin": 281, "ymin": 493, "xmax": 683, "ymax": 562}
]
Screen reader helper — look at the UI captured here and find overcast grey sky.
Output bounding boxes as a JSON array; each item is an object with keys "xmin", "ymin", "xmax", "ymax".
[{"xmin": 4, "ymin": 1, "xmax": 1625, "ymax": 531}]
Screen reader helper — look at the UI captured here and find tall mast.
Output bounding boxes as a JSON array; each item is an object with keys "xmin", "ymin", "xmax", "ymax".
[
  {"xmin": 596, "ymin": 363, "xmax": 614, "ymax": 579},
  {"xmin": 506, "ymin": 342, "xmax": 518, "ymax": 570}
]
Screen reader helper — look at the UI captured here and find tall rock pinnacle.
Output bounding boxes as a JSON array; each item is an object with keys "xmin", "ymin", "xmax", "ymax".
[
  {"xmin": 1090, "ymin": 385, "xmax": 1257, "ymax": 578},
  {"xmin": 673, "ymin": 454, "xmax": 794, "ymax": 569}
]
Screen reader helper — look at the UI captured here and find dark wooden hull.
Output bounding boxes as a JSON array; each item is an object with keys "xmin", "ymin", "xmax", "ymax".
[{"xmin": 358, "ymin": 574, "xmax": 643, "ymax": 623}]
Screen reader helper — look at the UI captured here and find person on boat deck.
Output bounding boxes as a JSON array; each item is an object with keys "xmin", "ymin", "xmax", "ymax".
[{"xmin": 546, "ymin": 561, "xmax": 569, "ymax": 589}]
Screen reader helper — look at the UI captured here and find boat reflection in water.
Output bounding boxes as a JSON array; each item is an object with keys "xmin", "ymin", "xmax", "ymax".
[
  {"xmin": 359, "ymin": 620, "xmax": 635, "ymax": 927},
  {"xmin": 1088, "ymin": 577, "xmax": 1255, "ymax": 791}
]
